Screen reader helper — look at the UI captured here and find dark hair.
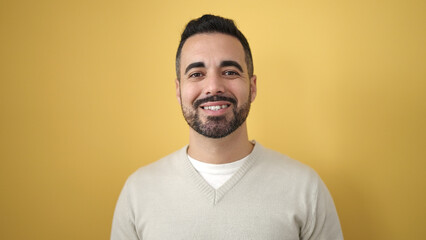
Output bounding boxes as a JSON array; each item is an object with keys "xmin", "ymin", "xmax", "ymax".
[{"xmin": 176, "ymin": 14, "xmax": 253, "ymax": 80}]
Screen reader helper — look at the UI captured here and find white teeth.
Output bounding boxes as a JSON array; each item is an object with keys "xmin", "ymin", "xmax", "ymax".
[{"xmin": 203, "ymin": 105, "xmax": 229, "ymax": 111}]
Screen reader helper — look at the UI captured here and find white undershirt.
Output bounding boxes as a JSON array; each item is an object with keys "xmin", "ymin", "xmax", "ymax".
[{"xmin": 187, "ymin": 155, "xmax": 249, "ymax": 189}]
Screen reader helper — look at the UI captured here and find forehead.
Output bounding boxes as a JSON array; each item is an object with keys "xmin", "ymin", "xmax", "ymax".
[{"xmin": 180, "ymin": 33, "xmax": 246, "ymax": 68}]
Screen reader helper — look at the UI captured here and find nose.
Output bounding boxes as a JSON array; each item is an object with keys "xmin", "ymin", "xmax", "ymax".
[{"xmin": 204, "ymin": 72, "xmax": 225, "ymax": 95}]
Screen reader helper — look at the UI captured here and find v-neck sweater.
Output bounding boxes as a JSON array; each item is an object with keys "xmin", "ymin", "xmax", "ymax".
[
  {"xmin": 111, "ymin": 142, "xmax": 343, "ymax": 240},
  {"xmin": 187, "ymin": 153, "xmax": 248, "ymax": 189}
]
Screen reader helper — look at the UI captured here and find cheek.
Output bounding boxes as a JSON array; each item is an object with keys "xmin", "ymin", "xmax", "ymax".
[
  {"xmin": 180, "ymin": 85, "xmax": 200, "ymax": 105},
  {"xmin": 229, "ymin": 84, "xmax": 250, "ymax": 102}
]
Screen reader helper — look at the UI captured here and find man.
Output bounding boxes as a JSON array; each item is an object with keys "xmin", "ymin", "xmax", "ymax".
[{"xmin": 111, "ymin": 14, "xmax": 343, "ymax": 240}]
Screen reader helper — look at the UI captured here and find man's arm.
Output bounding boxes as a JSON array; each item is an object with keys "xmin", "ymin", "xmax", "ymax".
[
  {"xmin": 302, "ymin": 175, "xmax": 344, "ymax": 240},
  {"xmin": 111, "ymin": 181, "xmax": 140, "ymax": 240}
]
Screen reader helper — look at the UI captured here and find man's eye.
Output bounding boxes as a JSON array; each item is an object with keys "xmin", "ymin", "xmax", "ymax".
[
  {"xmin": 224, "ymin": 71, "xmax": 239, "ymax": 76},
  {"xmin": 189, "ymin": 72, "xmax": 203, "ymax": 78}
]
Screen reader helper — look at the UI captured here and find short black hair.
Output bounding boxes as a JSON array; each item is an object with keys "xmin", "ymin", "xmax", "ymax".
[{"xmin": 176, "ymin": 14, "xmax": 253, "ymax": 80}]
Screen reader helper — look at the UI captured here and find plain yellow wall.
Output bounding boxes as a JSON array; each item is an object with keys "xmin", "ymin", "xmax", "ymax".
[{"xmin": 1, "ymin": 0, "xmax": 425, "ymax": 239}]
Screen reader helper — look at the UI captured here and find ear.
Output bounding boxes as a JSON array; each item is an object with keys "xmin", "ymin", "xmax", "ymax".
[
  {"xmin": 250, "ymin": 75, "xmax": 257, "ymax": 103},
  {"xmin": 175, "ymin": 78, "xmax": 181, "ymax": 105}
]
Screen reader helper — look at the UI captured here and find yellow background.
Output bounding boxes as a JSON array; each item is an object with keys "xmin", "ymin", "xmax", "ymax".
[{"xmin": 1, "ymin": 0, "xmax": 425, "ymax": 239}]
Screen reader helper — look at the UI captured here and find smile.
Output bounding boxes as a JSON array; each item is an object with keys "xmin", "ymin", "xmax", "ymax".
[{"xmin": 202, "ymin": 104, "xmax": 230, "ymax": 111}]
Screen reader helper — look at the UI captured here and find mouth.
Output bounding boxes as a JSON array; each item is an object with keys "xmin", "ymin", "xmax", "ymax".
[
  {"xmin": 201, "ymin": 104, "xmax": 231, "ymax": 111},
  {"xmin": 199, "ymin": 101, "xmax": 232, "ymax": 115}
]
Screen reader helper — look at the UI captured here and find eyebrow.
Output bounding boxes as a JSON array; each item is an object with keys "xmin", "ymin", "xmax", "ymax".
[
  {"xmin": 220, "ymin": 60, "xmax": 243, "ymax": 72},
  {"xmin": 184, "ymin": 60, "xmax": 244, "ymax": 75},
  {"xmin": 185, "ymin": 62, "xmax": 205, "ymax": 74}
]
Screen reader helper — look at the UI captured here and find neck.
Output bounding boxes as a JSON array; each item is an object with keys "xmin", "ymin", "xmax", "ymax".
[{"xmin": 187, "ymin": 122, "xmax": 254, "ymax": 164}]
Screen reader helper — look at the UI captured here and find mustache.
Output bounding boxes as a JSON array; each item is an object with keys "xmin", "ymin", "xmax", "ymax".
[{"xmin": 193, "ymin": 95, "xmax": 237, "ymax": 108}]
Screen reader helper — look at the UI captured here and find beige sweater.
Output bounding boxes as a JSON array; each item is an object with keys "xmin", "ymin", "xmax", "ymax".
[{"xmin": 111, "ymin": 142, "xmax": 343, "ymax": 240}]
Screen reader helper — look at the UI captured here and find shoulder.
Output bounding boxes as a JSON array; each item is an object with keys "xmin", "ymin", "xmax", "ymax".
[
  {"xmin": 254, "ymin": 142, "xmax": 318, "ymax": 180},
  {"xmin": 125, "ymin": 146, "xmax": 188, "ymax": 189},
  {"xmin": 250, "ymin": 142, "xmax": 331, "ymax": 211}
]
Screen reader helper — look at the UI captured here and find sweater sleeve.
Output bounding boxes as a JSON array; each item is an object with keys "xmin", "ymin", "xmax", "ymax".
[
  {"xmin": 303, "ymin": 175, "xmax": 344, "ymax": 240},
  {"xmin": 111, "ymin": 180, "xmax": 140, "ymax": 240}
]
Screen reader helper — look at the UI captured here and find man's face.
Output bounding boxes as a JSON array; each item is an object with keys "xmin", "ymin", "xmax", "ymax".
[{"xmin": 176, "ymin": 33, "xmax": 257, "ymax": 138}]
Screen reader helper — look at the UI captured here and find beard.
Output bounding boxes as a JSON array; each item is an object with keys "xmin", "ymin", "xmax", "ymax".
[{"xmin": 180, "ymin": 94, "xmax": 251, "ymax": 139}]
